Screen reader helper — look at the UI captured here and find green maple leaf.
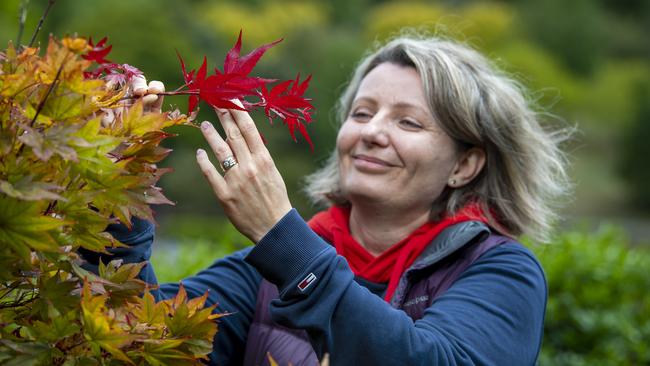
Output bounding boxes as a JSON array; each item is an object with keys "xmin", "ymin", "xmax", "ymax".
[
  {"xmin": 0, "ymin": 123, "xmax": 16, "ymax": 156},
  {"xmin": 115, "ymin": 131, "xmax": 174, "ymax": 166},
  {"xmin": 0, "ymin": 196, "xmax": 66, "ymax": 259},
  {"xmin": 28, "ymin": 311, "xmax": 80, "ymax": 343},
  {"xmin": 18, "ymin": 123, "xmax": 80, "ymax": 162},
  {"xmin": 0, "ymin": 176, "xmax": 65, "ymax": 201},
  {"xmin": 180, "ymin": 338, "xmax": 214, "ymax": 358},
  {"xmin": 0, "ymin": 340, "xmax": 59, "ymax": 366},
  {"xmin": 133, "ymin": 290, "xmax": 166, "ymax": 325},
  {"xmin": 99, "ymin": 260, "xmax": 146, "ymax": 284},
  {"xmin": 113, "ymin": 100, "xmax": 168, "ymax": 137},
  {"xmin": 30, "ymin": 273, "xmax": 79, "ymax": 320},
  {"xmin": 135, "ymin": 339, "xmax": 195, "ymax": 366},
  {"xmin": 163, "ymin": 285, "xmax": 220, "ymax": 340},
  {"xmin": 80, "ymin": 282, "xmax": 136, "ymax": 365}
]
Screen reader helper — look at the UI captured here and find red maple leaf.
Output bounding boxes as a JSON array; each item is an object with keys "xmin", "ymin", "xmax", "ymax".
[
  {"xmin": 222, "ymin": 30, "xmax": 281, "ymax": 85},
  {"xmin": 259, "ymin": 73, "xmax": 314, "ymax": 150},
  {"xmin": 176, "ymin": 51, "xmax": 202, "ymax": 114},
  {"xmin": 82, "ymin": 37, "xmax": 112, "ymax": 64},
  {"xmin": 175, "ymin": 31, "xmax": 315, "ymax": 149},
  {"xmin": 201, "ymin": 30, "xmax": 282, "ymax": 110},
  {"xmin": 177, "ymin": 31, "xmax": 281, "ymax": 113}
]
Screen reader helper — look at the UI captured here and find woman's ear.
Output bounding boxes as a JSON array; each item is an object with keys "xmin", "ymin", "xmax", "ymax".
[{"xmin": 448, "ymin": 147, "xmax": 486, "ymax": 188}]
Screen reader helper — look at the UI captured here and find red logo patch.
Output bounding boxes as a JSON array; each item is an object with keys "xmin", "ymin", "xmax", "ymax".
[{"xmin": 297, "ymin": 273, "xmax": 317, "ymax": 292}]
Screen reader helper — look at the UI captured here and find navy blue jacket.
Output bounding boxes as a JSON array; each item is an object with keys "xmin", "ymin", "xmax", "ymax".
[{"xmin": 94, "ymin": 210, "xmax": 547, "ymax": 365}]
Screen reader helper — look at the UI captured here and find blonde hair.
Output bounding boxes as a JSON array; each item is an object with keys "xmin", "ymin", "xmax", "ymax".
[{"xmin": 304, "ymin": 35, "xmax": 572, "ymax": 243}]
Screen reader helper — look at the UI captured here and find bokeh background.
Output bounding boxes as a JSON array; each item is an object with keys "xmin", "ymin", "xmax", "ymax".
[{"xmin": 2, "ymin": 0, "xmax": 649, "ymax": 364}]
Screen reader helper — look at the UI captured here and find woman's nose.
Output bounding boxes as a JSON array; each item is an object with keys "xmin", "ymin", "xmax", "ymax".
[{"xmin": 360, "ymin": 114, "xmax": 390, "ymax": 147}]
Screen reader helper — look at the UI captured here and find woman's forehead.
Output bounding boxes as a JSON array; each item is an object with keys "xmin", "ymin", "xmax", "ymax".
[{"xmin": 355, "ymin": 64, "xmax": 427, "ymax": 106}]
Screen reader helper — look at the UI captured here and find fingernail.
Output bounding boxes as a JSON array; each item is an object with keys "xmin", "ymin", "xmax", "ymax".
[
  {"xmin": 201, "ymin": 121, "xmax": 212, "ymax": 130},
  {"xmin": 196, "ymin": 148, "xmax": 205, "ymax": 156}
]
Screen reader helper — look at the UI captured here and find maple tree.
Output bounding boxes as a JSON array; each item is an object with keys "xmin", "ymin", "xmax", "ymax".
[{"xmin": 0, "ymin": 36, "xmax": 222, "ymax": 365}]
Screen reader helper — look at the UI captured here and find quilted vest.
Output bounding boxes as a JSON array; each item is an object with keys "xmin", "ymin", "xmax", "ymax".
[{"xmin": 242, "ymin": 223, "xmax": 511, "ymax": 366}]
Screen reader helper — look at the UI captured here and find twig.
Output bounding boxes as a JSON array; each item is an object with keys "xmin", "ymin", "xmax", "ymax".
[
  {"xmin": 117, "ymin": 90, "xmax": 198, "ymax": 102},
  {"xmin": 16, "ymin": 53, "xmax": 68, "ymax": 156},
  {"xmin": 0, "ymin": 288, "xmax": 37, "ymax": 309},
  {"xmin": 28, "ymin": 0, "xmax": 56, "ymax": 48},
  {"xmin": 16, "ymin": 0, "xmax": 30, "ymax": 45},
  {"xmin": 30, "ymin": 53, "xmax": 68, "ymax": 127},
  {"xmin": 0, "ymin": 281, "xmax": 23, "ymax": 302}
]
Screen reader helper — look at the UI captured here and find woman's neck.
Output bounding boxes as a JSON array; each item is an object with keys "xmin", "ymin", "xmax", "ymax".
[{"xmin": 348, "ymin": 203, "xmax": 431, "ymax": 257}]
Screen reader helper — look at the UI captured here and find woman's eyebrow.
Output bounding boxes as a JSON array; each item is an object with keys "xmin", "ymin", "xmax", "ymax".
[
  {"xmin": 351, "ymin": 96, "xmax": 377, "ymax": 106},
  {"xmin": 352, "ymin": 97, "xmax": 430, "ymax": 117},
  {"xmin": 392, "ymin": 101, "xmax": 427, "ymax": 112}
]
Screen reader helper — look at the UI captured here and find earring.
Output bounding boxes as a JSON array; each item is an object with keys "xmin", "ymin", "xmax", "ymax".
[{"xmin": 449, "ymin": 179, "xmax": 457, "ymax": 186}]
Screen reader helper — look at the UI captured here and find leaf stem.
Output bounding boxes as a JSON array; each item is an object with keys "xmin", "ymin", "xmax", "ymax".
[{"xmin": 28, "ymin": 0, "xmax": 56, "ymax": 48}]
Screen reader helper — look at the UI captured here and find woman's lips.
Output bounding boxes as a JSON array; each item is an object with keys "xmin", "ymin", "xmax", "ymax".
[{"xmin": 352, "ymin": 154, "xmax": 393, "ymax": 172}]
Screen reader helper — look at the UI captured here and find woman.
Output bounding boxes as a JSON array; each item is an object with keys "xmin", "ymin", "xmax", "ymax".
[{"xmin": 92, "ymin": 35, "xmax": 570, "ymax": 365}]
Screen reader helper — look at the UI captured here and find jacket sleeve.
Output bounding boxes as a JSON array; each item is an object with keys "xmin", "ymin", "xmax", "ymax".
[
  {"xmin": 77, "ymin": 217, "xmax": 263, "ymax": 366},
  {"xmin": 245, "ymin": 209, "xmax": 547, "ymax": 366}
]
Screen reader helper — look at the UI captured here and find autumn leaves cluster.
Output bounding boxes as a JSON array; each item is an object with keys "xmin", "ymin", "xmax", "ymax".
[{"xmin": 0, "ymin": 37, "xmax": 214, "ymax": 365}]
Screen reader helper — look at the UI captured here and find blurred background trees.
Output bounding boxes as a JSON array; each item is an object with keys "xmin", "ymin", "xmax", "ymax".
[
  {"xmin": 1, "ymin": 0, "xmax": 648, "ymax": 363},
  {"xmin": 2, "ymin": 0, "xmax": 647, "ymax": 232}
]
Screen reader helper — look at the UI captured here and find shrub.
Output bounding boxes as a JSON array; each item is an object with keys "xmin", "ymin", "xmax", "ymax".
[{"xmin": 534, "ymin": 226, "xmax": 650, "ymax": 365}]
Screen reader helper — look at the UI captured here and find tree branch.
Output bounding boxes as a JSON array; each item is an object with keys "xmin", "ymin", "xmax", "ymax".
[{"xmin": 28, "ymin": 0, "xmax": 56, "ymax": 48}]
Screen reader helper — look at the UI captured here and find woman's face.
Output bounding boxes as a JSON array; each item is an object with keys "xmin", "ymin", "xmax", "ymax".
[{"xmin": 337, "ymin": 62, "xmax": 461, "ymax": 211}]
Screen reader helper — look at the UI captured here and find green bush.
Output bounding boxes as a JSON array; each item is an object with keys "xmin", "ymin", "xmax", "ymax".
[
  {"xmin": 151, "ymin": 239, "xmax": 237, "ymax": 283},
  {"xmin": 154, "ymin": 226, "xmax": 650, "ymax": 365},
  {"xmin": 534, "ymin": 227, "xmax": 650, "ymax": 365}
]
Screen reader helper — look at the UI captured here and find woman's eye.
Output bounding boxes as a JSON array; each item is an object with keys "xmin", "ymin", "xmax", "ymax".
[
  {"xmin": 351, "ymin": 111, "xmax": 372, "ymax": 120},
  {"xmin": 399, "ymin": 119, "xmax": 423, "ymax": 129}
]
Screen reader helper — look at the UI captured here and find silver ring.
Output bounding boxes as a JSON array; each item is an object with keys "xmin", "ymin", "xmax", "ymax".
[{"xmin": 221, "ymin": 156, "xmax": 238, "ymax": 171}]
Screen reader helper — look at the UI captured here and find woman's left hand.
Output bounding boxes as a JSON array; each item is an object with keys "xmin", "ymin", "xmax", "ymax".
[{"xmin": 196, "ymin": 104, "xmax": 293, "ymax": 243}]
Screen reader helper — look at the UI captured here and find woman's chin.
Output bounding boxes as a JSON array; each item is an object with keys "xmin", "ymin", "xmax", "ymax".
[{"xmin": 342, "ymin": 185, "xmax": 392, "ymax": 205}]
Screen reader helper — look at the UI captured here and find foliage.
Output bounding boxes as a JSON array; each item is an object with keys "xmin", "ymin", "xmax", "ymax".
[
  {"xmin": 0, "ymin": 0, "xmax": 648, "ymax": 220},
  {"xmin": 533, "ymin": 226, "xmax": 650, "ymax": 365},
  {"xmin": 198, "ymin": 1, "xmax": 328, "ymax": 47},
  {"xmin": 0, "ymin": 36, "xmax": 220, "ymax": 365}
]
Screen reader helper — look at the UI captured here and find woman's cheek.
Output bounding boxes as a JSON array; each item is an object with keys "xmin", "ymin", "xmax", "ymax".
[{"xmin": 336, "ymin": 121, "xmax": 358, "ymax": 153}]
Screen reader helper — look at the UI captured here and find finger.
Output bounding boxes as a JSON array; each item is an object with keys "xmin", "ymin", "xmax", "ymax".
[
  {"xmin": 148, "ymin": 80, "xmax": 165, "ymax": 94},
  {"xmin": 142, "ymin": 94, "xmax": 158, "ymax": 107},
  {"xmin": 146, "ymin": 80, "xmax": 165, "ymax": 113},
  {"xmin": 131, "ymin": 75, "xmax": 148, "ymax": 96},
  {"xmin": 101, "ymin": 108, "xmax": 115, "ymax": 128},
  {"xmin": 196, "ymin": 148, "xmax": 228, "ymax": 198},
  {"xmin": 227, "ymin": 99, "xmax": 266, "ymax": 155},
  {"xmin": 200, "ymin": 120, "xmax": 235, "ymax": 170},
  {"xmin": 214, "ymin": 107, "xmax": 252, "ymax": 164}
]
